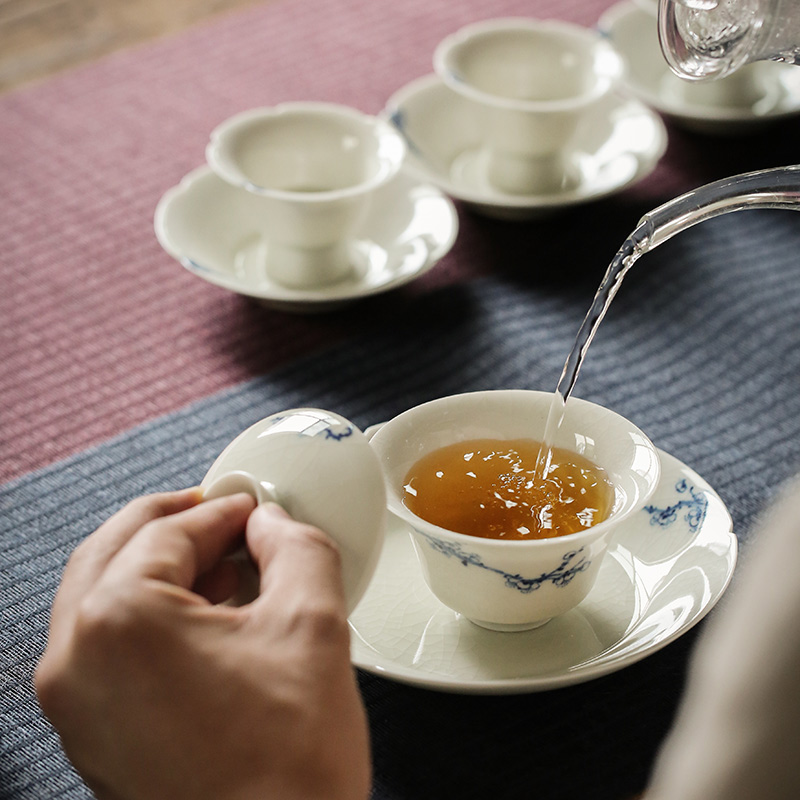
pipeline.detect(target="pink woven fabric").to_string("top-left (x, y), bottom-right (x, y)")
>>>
top-left (0, 0), bottom-right (709, 482)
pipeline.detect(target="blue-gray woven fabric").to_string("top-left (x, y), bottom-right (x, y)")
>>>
top-left (3, 205), bottom-right (800, 800)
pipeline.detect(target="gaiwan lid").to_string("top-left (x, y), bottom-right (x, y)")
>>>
top-left (201, 409), bottom-right (387, 614)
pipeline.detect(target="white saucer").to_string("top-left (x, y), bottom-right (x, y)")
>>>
top-left (349, 448), bottom-right (736, 694)
top-left (154, 166), bottom-right (458, 312)
top-left (382, 74), bottom-right (667, 220)
top-left (599, 2), bottom-right (800, 135)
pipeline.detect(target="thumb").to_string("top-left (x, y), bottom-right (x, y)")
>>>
top-left (245, 503), bottom-right (347, 614)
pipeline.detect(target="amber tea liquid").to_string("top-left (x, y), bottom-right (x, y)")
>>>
top-left (403, 438), bottom-right (615, 540)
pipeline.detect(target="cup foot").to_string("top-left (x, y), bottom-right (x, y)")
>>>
top-left (466, 616), bottom-right (552, 633)
top-left (265, 240), bottom-right (355, 289)
top-left (487, 150), bottom-right (580, 196)
top-left (450, 147), bottom-right (581, 196)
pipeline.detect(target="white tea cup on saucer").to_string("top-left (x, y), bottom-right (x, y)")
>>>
top-left (433, 18), bottom-right (622, 195)
top-left (368, 390), bottom-right (661, 631)
top-left (205, 102), bottom-right (406, 289)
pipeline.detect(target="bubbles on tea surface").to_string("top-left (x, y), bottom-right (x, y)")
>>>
top-left (403, 438), bottom-right (614, 540)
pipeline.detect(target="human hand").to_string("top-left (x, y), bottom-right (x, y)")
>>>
top-left (35, 488), bottom-right (371, 800)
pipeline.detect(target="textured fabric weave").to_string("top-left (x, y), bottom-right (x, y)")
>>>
top-left (3, 0), bottom-right (800, 798)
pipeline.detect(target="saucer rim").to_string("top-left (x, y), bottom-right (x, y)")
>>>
top-left (382, 73), bottom-right (668, 212)
top-left (349, 447), bottom-right (737, 694)
top-left (154, 166), bottom-right (459, 309)
top-left (599, 1), bottom-right (800, 127)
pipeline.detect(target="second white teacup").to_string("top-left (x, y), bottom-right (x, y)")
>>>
top-left (434, 18), bottom-right (622, 194)
top-left (206, 102), bottom-right (406, 289)
top-left (369, 390), bottom-right (661, 631)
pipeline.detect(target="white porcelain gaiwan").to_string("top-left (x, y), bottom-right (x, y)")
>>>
top-left (201, 409), bottom-right (387, 614)
top-left (204, 392), bottom-right (660, 631)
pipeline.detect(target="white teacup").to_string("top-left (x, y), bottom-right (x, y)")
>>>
top-left (433, 18), bottom-right (622, 194)
top-left (206, 102), bottom-right (406, 289)
top-left (369, 390), bottom-right (661, 631)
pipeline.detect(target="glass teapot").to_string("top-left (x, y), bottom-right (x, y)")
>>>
top-left (658, 0), bottom-right (800, 80)
top-left (542, 0), bottom-right (800, 424)
top-left (647, 1), bottom-right (800, 247)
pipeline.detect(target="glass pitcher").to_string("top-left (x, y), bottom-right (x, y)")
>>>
top-left (658, 0), bottom-right (800, 80)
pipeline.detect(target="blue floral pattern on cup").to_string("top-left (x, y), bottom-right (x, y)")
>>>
top-left (319, 425), bottom-right (353, 441)
top-left (387, 109), bottom-right (427, 161)
top-left (644, 479), bottom-right (707, 532)
top-left (267, 412), bottom-right (353, 441)
top-left (418, 531), bottom-right (591, 594)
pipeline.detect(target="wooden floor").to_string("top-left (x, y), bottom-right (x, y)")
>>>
top-left (0, 0), bottom-right (267, 94)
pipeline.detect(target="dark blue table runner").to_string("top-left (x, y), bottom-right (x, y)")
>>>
top-left (4, 206), bottom-right (800, 798)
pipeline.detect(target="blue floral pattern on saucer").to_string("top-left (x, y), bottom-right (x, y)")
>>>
top-left (644, 478), bottom-right (708, 532)
top-left (418, 532), bottom-right (590, 594)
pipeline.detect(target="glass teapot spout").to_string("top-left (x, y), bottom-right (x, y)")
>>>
top-left (639, 164), bottom-right (800, 250)
top-left (547, 163), bottom-right (800, 410)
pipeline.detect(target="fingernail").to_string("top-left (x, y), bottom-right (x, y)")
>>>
top-left (186, 486), bottom-right (205, 503)
top-left (260, 502), bottom-right (290, 519)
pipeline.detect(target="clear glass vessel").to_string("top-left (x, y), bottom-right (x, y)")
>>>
top-left (658, 0), bottom-right (800, 79)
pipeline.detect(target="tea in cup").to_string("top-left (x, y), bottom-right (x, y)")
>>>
top-left (433, 18), bottom-right (622, 194)
top-left (206, 102), bottom-right (406, 289)
top-left (369, 390), bottom-right (660, 631)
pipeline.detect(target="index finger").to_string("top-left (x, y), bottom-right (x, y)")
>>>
top-left (51, 489), bottom-right (204, 627)
top-left (101, 493), bottom-right (257, 594)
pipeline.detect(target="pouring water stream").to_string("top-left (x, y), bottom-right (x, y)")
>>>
top-left (536, 164), bottom-right (800, 479)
